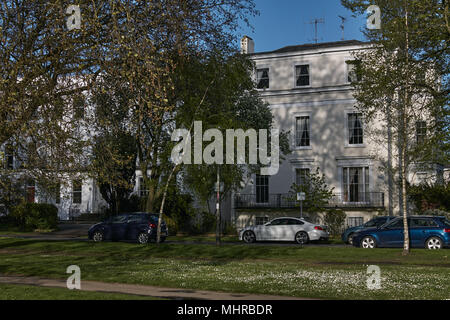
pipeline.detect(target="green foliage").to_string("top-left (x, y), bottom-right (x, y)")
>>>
top-left (408, 182), bottom-right (450, 213)
top-left (287, 167), bottom-right (334, 214)
top-left (421, 209), bottom-right (450, 220)
top-left (163, 215), bottom-right (178, 236)
top-left (152, 182), bottom-right (196, 232)
top-left (190, 211), bottom-right (216, 235)
top-left (323, 209), bottom-right (347, 236)
top-left (10, 202), bottom-right (58, 231)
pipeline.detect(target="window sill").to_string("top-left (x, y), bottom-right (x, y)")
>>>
top-left (293, 85), bottom-right (312, 89)
top-left (294, 146), bottom-right (312, 150)
top-left (345, 144), bottom-right (366, 148)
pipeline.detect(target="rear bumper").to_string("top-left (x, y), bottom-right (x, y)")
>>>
top-left (308, 230), bottom-right (329, 241)
top-left (148, 228), bottom-right (168, 238)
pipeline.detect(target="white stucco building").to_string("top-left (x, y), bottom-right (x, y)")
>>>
top-left (232, 37), bottom-right (444, 228)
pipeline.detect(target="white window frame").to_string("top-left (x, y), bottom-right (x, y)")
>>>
top-left (293, 62), bottom-right (312, 88)
top-left (72, 180), bottom-right (82, 204)
top-left (255, 65), bottom-right (270, 91)
top-left (256, 66), bottom-right (270, 90)
top-left (255, 174), bottom-right (269, 204)
top-left (345, 110), bottom-right (365, 148)
top-left (290, 160), bottom-right (314, 186)
top-left (292, 111), bottom-right (312, 150)
top-left (345, 60), bottom-right (361, 84)
top-left (341, 166), bottom-right (370, 204)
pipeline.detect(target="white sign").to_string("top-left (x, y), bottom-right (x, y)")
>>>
top-left (297, 192), bottom-right (306, 201)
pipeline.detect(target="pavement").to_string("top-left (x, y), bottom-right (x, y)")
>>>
top-left (0, 275), bottom-right (311, 300)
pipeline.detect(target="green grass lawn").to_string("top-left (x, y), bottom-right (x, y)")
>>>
top-left (0, 237), bottom-right (449, 300)
top-left (0, 283), bottom-right (162, 300)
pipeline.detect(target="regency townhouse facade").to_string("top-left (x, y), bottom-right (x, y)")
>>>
top-left (232, 37), bottom-right (445, 229)
top-left (1, 38), bottom-right (444, 225)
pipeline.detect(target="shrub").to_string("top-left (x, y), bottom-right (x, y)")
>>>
top-left (190, 211), bottom-right (216, 235)
top-left (163, 215), bottom-right (178, 236)
top-left (323, 209), bottom-right (347, 236)
top-left (422, 209), bottom-right (450, 220)
top-left (10, 202), bottom-right (58, 231)
top-left (408, 182), bottom-right (450, 213)
top-left (223, 222), bottom-right (237, 235)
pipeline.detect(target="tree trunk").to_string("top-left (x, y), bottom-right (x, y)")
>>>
top-left (216, 166), bottom-right (221, 246)
top-left (402, 0), bottom-right (410, 256)
top-left (156, 165), bottom-right (179, 244)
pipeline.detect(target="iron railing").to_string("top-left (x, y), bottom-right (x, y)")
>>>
top-left (234, 192), bottom-right (385, 209)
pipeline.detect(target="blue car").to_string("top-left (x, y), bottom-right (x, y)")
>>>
top-left (352, 216), bottom-right (450, 249)
top-left (88, 212), bottom-right (168, 244)
top-left (341, 216), bottom-right (395, 244)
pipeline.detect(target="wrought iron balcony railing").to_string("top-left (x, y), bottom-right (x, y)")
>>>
top-left (234, 192), bottom-right (385, 209)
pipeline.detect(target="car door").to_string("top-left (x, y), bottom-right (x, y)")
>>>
top-left (126, 214), bottom-right (143, 240)
top-left (263, 218), bottom-right (284, 240)
top-left (285, 218), bottom-right (304, 240)
top-left (377, 218), bottom-right (405, 247)
top-left (110, 214), bottom-right (128, 240)
top-left (409, 218), bottom-right (439, 248)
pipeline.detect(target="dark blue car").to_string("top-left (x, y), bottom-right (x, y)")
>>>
top-left (341, 216), bottom-right (395, 244)
top-left (88, 212), bottom-right (168, 244)
top-left (352, 216), bottom-right (450, 249)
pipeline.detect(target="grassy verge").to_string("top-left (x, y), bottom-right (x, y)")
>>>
top-left (0, 238), bottom-right (449, 299)
top-left (0, 284), bottom-right (162, 300)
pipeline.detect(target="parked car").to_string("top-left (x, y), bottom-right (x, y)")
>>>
top-left (352, 216), bottom-right (450, 249)
top-left (341, 216), bottom-right (395, 244)
top-left (88, 212), bottom-right (168, 244)
top-left (239, 217), bottom-right (329, 244)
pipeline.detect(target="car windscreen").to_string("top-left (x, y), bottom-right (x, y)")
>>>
top-left (364, 220), bottom-right (377, 227)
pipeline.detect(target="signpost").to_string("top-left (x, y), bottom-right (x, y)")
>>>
top-left (297, 192), bottom-right (306, 218)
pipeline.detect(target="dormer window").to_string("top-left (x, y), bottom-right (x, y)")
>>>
top-left (256, 68), bottom-right (269, 89)
top-left (295, 65), bottom-right (310, 87)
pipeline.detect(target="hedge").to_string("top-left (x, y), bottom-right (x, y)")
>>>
top-left (10, 202), bottom-right (58, 230)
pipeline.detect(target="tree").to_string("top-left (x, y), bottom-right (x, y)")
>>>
top-left (341, 0), bottom-right (449, 255)
top-left (287, 167), bottom-right (334, 219)
top-left (85, 1), bottom-right (258, 244)
top-left (0, 1), bottom-right (111, 206)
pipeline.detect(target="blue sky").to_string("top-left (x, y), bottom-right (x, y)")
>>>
top-left (237, 0), bottom-right (367, 52)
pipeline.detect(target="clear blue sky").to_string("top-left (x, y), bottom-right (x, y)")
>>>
top-left (237, 0), bottom-right (367, 52)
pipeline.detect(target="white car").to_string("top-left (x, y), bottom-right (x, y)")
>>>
top-left (239, 217), bottom-right (329, 244)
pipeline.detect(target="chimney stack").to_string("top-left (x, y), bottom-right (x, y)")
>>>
top-left (240, 36), bottom-right (254, 54)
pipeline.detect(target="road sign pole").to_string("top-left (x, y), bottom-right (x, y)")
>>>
top-left (300, 200), bottom-right (303, 219)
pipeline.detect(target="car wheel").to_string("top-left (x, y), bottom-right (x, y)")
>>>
top-left (295, 231), bottom-right (309, 244)
top-left (426, 237), bottom-right (442, 250)
top-left (347, 233), bottom-right (354, 245)
top-left (361, 236), bottom-right (376, 249)
top-left (242, 231), bottom-right (256, 243)
top-left (92, 231), bottom-right (104, 242)
top-left (137, 232), bottom-right (149, 244)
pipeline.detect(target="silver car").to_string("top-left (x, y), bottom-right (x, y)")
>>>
top-left (239, 217), bottom-right (329, 244)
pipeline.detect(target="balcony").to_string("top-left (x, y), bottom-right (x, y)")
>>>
top-left (234, 192), bottom-right (385, 209)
